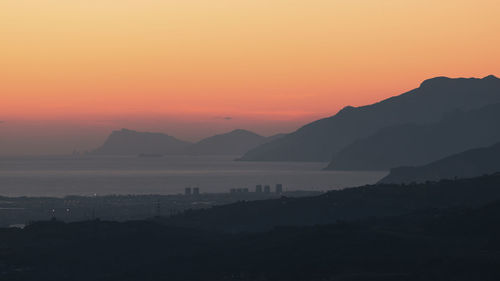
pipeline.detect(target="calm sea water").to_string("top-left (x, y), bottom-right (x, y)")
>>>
top-left (0, 155), bottom-right (387, 197)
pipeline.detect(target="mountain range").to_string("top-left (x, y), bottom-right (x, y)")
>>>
top-left (239, 75), bottom-right (500, 162)
top-left (92, 75), bottom-right (500, 179)
top-left (326, 102), bottom-right (500, 170)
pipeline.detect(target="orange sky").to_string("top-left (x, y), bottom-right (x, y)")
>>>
top-left (1, 0), bottom-right (500, 154)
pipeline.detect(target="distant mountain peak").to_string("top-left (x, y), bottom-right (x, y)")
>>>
top-left (483, 74), bottom-right (500, 81)
top-left (228, 129), bottom-right (258, 135)
top-left (418, 76), bottom-right (454, 88)
top-left (185, 129), bottom-right (266, 155)
top-left (337, 105), bottom-right (356, 115)
top-left (116, 128), bottom-right (145, 134)
top-left (419, 75), bottom-right (500, 89)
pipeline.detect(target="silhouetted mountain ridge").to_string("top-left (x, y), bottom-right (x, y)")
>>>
top-left (6, 197), bottom-right (500, 281)
top-left (326, 102), bottom-right (500, 170)
top-left (240, 75), bottom-right (500, 162)
top-left (162, 173), bottom-right (500, 232)
top-left (4, 174), bottom-right (500, 280)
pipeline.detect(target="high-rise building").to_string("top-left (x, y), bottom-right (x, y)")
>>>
top-left (185, 187), bottom-right (192, 196)
top-left (255, 184), bottom-right (263, 193)
top-left (264, 185), bottom-right (271, 193)
top-left (276, 184), bottom-right (283, 194)
top-left (193, 187), bottom-right (200, 195)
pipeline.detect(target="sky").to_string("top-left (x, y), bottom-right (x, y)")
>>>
top-left (1, 0), bottom-right (499, 155)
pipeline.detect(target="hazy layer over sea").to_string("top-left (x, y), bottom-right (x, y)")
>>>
top-left (0, 155), bottom-right (387, 197)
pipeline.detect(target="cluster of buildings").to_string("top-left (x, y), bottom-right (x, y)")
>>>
top-left (231, 184), bottom-right (283, 194)
top-left (184, 187), bottom-right (200, 196)
top-left (183, 184), bottom-right (284, 196)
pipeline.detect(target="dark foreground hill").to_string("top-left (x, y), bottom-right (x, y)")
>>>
top-left (160, 173), bottom-right (500, 232)
top-left (92, 129), bottom-right (191, 155)
top-left (326, 102), bottom-right (500, 170)
top-left (240, 75), bottom-right (500, 162)
top-left (379, 142), bottom-right (500, 184)
top-left (3, 192), bottom-right (500, 280)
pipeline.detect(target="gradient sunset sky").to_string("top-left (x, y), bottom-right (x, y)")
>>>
top-left (1, 0), bottom-right (499, 155)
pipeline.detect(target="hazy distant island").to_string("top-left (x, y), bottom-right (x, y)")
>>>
top-left (91, 128), bottom-right (285, 156)
top-left (92, 128), bottom-right (191, 155)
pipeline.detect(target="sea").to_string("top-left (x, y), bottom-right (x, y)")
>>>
top-left (0, 155), bottom-right (388, 197)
